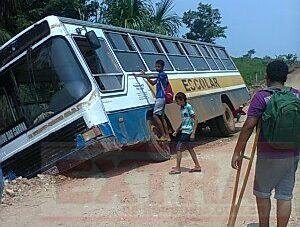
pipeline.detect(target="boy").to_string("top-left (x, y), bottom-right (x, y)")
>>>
top-left (141, 60), bottom-right (169, 141)
top-left (169, 92), bottom-right (201, 174)
top-left (231, 60), bottom-right (299, 227)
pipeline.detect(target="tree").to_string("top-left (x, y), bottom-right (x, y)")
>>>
top-left (263, 55), bottom-right (272, 62)
top-left (0, 28), bottom-right (11, 45)
top-left (0, 0), bottom-right (101, 45)
top-left (285, 53), bottom-right (297, 65)
top-left (0, 0), bottom-right (22, 45)
top-left (242, 49), bottom-right (256, 59)
top-left (99, 0), bottom-right (152, 30)
top-left (276, 53), bottom-right (298, 65)
top-left (149, 0), bottom-right (181, 36)
top-left (182, 2), bottom-right (227, 43)
top-left (98, 0), bottom-right (181, 35)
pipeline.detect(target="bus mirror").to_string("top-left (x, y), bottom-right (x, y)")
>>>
top-left (85, 31), bottom-right (101, 50)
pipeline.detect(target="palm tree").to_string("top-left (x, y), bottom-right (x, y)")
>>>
top-left (150, 0), bottom-right (181, 36)
top-left (101, 0), bottom-right (152, 30)
top-left (0, 0), bottom-right (21, 18)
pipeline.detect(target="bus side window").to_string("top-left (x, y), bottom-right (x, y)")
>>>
top-left (74, 36), bottom-right (123, 91)
top-left (160, 40), bottom-right (193, 71)
top-left (182, 43), bottom-right (210, 71)
top-left (132, 36), bottom-right (173, 71)
top-left (198, 45), bottom-right (219, 70)
top-left (207, 46), bottom-right (226, 70)
top-left (105, 32), bottom-right (146, 72)
top-left (216, 48), bottom-right (237, 70)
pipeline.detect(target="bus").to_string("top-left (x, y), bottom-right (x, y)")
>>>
top-left (0, 16), bottom-right (249, 178)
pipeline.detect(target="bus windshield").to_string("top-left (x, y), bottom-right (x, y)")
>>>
top-left (0, 36), bottom-right (91, 144)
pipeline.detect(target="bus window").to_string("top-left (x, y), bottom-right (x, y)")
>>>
top-left (74, 37), bottom-right (123, 91)
top-left (1, 37), bottom-right (91, 128)
top-left (198, 45), bottom-right (219, 70)
top-left (0, 88), bottom-right (13, 133)
top-left (105, 32), bottom-right (146, 72)
top-left (182, 43), bottom-right (210, 71)
top-left (216, 48), bottom-right (237, 70)
top-left (0, 84), bottom-right (25, 146)
top-left (0, 87), bottom-right (18, 133)
top-left (207, 46), bottom-right (226, 70)
top-left (160, 40), bottom-right (193, 71)
top-left (133, 36), bottom-right (173, 71)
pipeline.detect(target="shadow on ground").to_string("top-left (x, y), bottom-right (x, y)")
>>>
top-left (62, 128), bottom-right (239, 180)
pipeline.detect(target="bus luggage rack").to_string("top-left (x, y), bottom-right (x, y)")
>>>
top-left (2, 118), bottom-right (87, 179)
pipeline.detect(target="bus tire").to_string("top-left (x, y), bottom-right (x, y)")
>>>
top-left (207, 118), bottom-right (222, 137)
top-left (216, 103), bottom-right (236, 136)
top-left (145, 119), bottom-right (170, 162)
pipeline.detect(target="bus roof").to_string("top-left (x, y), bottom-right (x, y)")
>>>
top-left (58, 16), bottom-right (225, 49)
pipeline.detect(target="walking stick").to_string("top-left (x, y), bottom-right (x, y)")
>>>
top-left (227, 125), bottom-right (261, 227)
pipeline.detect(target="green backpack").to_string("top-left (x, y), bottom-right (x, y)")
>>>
top-left (262, 87), bottom-right (300, 150)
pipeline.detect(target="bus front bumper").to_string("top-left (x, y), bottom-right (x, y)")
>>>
top-left (46, 135), bottom-right (121, 174)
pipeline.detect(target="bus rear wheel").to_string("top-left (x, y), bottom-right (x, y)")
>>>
top-left (216, 103), bottom-right (236, 136)
top-left (145, 119), bottom-right (170, 162)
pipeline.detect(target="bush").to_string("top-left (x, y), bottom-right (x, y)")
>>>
top-left (233, 57), bottom-right (267, 86)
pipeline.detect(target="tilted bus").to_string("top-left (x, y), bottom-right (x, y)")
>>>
top-left (0, 16), bottom-right (250, 178)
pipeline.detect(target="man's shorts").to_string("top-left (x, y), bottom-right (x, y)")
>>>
top-left (153, 98), bottom-right (165, 116)
top-left (175, 132), bottom-right (192, 151)
top-left (253, 156), bottom-right (299, 200)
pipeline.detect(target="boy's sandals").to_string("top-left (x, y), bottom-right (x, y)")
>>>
top-left (189, 167), bottom-right (202, 173)
top-left (169, 169), bottom-right (181, 174)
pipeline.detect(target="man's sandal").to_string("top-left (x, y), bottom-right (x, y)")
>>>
top-left (189, 168), bottom-right (202, 173)
top-left (169, 169), bottom-right (181, 174)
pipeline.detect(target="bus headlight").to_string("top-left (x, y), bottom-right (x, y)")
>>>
top-left (82, 126), bottom-right (102, 142)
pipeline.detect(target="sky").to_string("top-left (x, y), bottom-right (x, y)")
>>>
top-left (153, 0), bottom-right (300, 58)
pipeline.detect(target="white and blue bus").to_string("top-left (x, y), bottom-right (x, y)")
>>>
top-left (0, 16), bottom-right (249, 178)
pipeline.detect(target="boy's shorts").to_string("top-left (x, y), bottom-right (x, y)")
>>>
top-left (175, 133), bottom-right (192, 151)
top-left (253, 156), bottom-right (299, 201)
top-left (153, 98), bottom-right (165, 116)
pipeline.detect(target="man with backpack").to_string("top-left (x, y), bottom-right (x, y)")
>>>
top-left (231, 60), bottom-right (300, 227)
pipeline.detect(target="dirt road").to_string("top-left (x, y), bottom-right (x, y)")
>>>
top-left (286, 67), bottom-right (300, 89)
top-left (0, 118), bottom-right (299, 226)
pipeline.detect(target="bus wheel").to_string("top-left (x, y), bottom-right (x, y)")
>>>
top-left (216, 103), bottom-right (236, 136)
top-left (207, 118), bottom-right (222, 137)
top-left (145, 119), bottom-right (171, 162)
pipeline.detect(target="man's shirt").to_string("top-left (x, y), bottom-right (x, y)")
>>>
top-left (247, 87), bottom-right (300, 158)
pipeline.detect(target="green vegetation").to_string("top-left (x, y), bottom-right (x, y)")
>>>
top-left (233, 57), bottom-right (267, 86)
top-left (0, 0), bottom-right (182, 45)
top-left (182, 2), bottom-right (227, 43)
top-left (233, 52), bottom-right (299, 87)
top-left (100, 0), bottom-right (181, 36)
